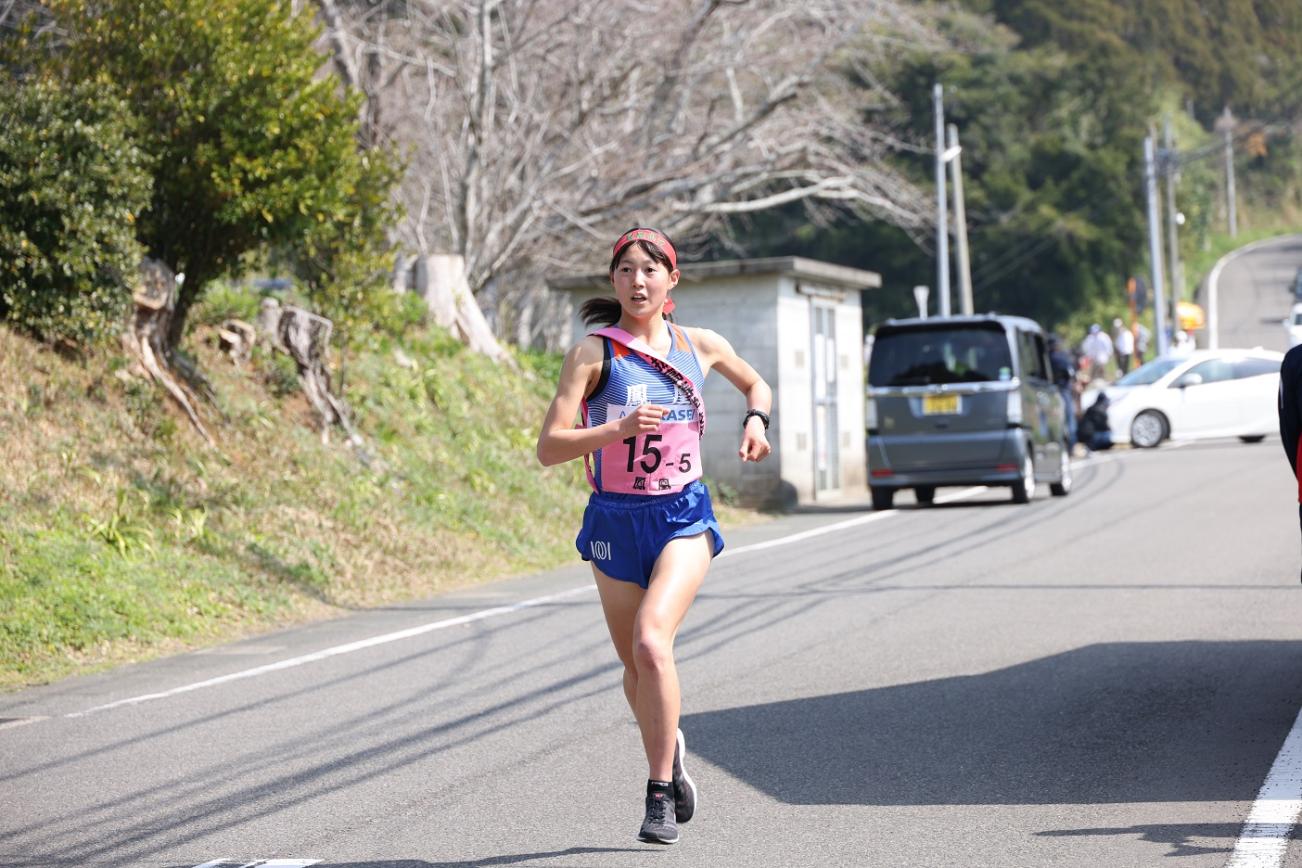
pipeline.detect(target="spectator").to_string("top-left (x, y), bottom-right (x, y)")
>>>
top-left (1172, 329), bottom-right (1195, 355)
top-left (1081, 323), bottom-right (1114, 382)
top-left (1076, 391), bottom-right (1114, 452)
top-left (1113, 318), bottom-right (1135, 374)
top-left (1048, 335), bottom-right (1077, 448)
top-left (1135, 322), bottom-right (1152, 364)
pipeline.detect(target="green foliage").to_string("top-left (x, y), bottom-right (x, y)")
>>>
top-left (733, 3), bottom-right (1300, 335)
top-left (980, 0), bottom-right (1302, 121)
top-left (35, 0), bottom-right (400, 348)
top-left (0, 320), bottom-right (610, 688)
top-left (0, 74), bottom-right (151, 345)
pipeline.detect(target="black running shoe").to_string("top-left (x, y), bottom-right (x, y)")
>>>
top-left (637, 787), bottom-right (679, 845)
top-left (672, 728), bottom-right (697, 823)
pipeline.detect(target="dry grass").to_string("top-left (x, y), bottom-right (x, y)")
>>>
top-left (0, 321), bottom-right (767, 690)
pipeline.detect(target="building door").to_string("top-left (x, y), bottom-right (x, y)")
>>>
top-left (811, 303), bottom-right (840, 496)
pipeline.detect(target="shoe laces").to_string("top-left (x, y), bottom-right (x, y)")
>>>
top-left (646, 793), bottom-right (670, 824)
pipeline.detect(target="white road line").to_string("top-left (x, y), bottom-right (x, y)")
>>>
top-left (1227, 703), bottom-right (1302, 867)
top-left (717, 487), bottom-right (988, 558)
top-left (193, 860), bottom-right (321, 868)
top-left (56, 478), bottom-right (1047, 719)
top-left (66, 586), bottom-right (595, 718)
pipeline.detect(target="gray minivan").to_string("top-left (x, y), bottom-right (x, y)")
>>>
top-left (865, 314), bottom-right (1071, 509)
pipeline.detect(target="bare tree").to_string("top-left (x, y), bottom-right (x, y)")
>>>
top-left (316, 0), bottom-right (942, 348)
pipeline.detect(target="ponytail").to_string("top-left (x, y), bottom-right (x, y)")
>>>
top-left (579, 297), bottom-right (622, 328)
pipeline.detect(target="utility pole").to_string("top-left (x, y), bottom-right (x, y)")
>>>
top-left (933, 83), bottom-right (951, 316)
top-left (1218, 106), bottom-right (1238, 237)
top-left (1144, 136), bottom-right (1169, 357)
top-left (947, 123), bottom-right (974, 315)
top-left (1163, 116), bottom-right (1183, 336)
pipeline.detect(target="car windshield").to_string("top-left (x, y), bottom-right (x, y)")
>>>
top-left (1114, 357), bottom-right (1185, 387)
top-left (868, 324), bottom-right (1013, 387)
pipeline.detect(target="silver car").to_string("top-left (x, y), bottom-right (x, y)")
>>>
top-left (865, 315), bottom-right (1072, 509)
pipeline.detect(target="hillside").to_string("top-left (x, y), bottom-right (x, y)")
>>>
top-left (1, 305), bottom-right (723, 690)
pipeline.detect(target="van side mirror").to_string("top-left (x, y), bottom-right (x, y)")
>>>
top-left (1174, 372), bottom-right (1203, 388)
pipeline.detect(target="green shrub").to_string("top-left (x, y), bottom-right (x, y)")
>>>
top-left (0, 75), bottom-right (151, 346)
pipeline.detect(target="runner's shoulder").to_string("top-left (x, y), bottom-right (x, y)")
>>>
top-left (681, 326), bottom-right (733, 358)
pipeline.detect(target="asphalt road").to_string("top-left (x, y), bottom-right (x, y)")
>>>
top-left (4, 236), bottom-right (1302, 868)
top-left (1205, 233), bottom-right (1302, 352)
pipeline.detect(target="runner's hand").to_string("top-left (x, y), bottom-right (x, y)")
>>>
top-left (739, 422), bottom-right (771, 462)
top-left (618, 404), bottom-right (666, 437)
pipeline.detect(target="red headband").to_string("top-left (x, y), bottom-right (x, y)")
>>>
top-left (612, 228), bottom-right (677, 271)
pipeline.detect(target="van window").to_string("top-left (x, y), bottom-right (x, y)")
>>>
top-left (869, 324), bottom-right (1014, 387)
top-left (1016, 330), bottom-right (1048, 382)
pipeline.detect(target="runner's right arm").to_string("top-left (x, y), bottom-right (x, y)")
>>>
top-left (537, 337), bottom-right (666, 466)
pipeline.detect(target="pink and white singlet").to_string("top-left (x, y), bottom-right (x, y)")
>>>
top-left (581, 325), bottom-right (707, 496)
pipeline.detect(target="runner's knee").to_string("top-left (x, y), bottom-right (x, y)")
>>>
top-left (632, 630), bottom-right (673, 675)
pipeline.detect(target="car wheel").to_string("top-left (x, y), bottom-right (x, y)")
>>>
top-left (1049, 442), bottom-right (1072, 497)
top-left (1240, 435), bottom-right (1266, 444)
top-left (1130, 410), bottom-right (1167, 448)
top-left (871, 486), bottom-right (895, 511)
top-left (1011, 454), bottom-right (1034, 504)
top-left (914, 486), bottom-right (936, 505)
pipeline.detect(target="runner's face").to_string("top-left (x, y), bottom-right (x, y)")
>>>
top-left (611, 245), bottom-right (678, 317)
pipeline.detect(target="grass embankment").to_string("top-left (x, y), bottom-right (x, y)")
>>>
top-left (0, 309), bottom-right (758, 691)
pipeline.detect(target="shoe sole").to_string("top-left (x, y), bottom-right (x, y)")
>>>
top-left (675, 728), bottom-right (697, 824)
top-left (637, 831), bottom-right (679, 845)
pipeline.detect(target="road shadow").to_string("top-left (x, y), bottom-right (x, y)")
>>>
top-left (681, 640), bottom-right (1302, 806)
top-left (158, 849), bottom-right (646, 868)
top-left (1037, 821), bottom-right (1290, 859)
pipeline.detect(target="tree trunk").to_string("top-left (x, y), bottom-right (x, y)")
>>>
top-left (128, 259), bottom-right (215, 446)
top-left (415, 254), bottom-right (513, 365)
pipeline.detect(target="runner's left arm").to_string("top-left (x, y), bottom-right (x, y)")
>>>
top-left (692, 328), bottom-right (773, 463)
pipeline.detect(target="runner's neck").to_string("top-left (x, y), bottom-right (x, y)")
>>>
top-left (616, 317), bottom-right (672, 356)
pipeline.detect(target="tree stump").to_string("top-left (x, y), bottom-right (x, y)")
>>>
top-left (126, 259), bottom-right (214, 446)
top-left (275, 303), bottom-right (365, 450)
top-left (413, 254), bottom-right (513, 365)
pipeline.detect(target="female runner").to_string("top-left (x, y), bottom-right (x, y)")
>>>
top-left (537, 227), bottom-right (772, 844)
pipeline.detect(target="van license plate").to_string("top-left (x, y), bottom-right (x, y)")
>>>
top-left (922, 393), bottom-right (959, 415)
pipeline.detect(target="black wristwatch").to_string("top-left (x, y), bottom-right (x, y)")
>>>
top-left (743, 409), bottom-right (770, 431)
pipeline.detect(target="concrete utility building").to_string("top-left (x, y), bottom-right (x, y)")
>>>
top-left (550, 257), bottom-right (881, 508)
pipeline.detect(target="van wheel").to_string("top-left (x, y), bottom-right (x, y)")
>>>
top-left (1049, 442), bottom-right (1072, 497)
top-left (1011, 454), bottom-right (1034, 504)
top-left (1130, 410), bottom-right (1167, 448)
top-left (871, 486), bottom-right (895, 511)
top-left (914, 486), bottom-right (936, 505)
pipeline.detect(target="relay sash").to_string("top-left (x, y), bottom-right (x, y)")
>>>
top-left (583, 325), bottom-right (706, 495)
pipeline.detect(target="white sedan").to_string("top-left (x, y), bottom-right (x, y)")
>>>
top-left (1287, 303), bottom-right (1302, 348)
top-left (1100, 348), bottom-right (1283, 448)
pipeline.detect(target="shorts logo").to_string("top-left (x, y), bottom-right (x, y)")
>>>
top-left (590, 539), bottom-right (612, 560)
top-left (625, 384), bottom-right (648, 406)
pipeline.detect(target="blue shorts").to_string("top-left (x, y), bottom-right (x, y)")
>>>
top-left (576, 479), bottom-right (725, 588)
